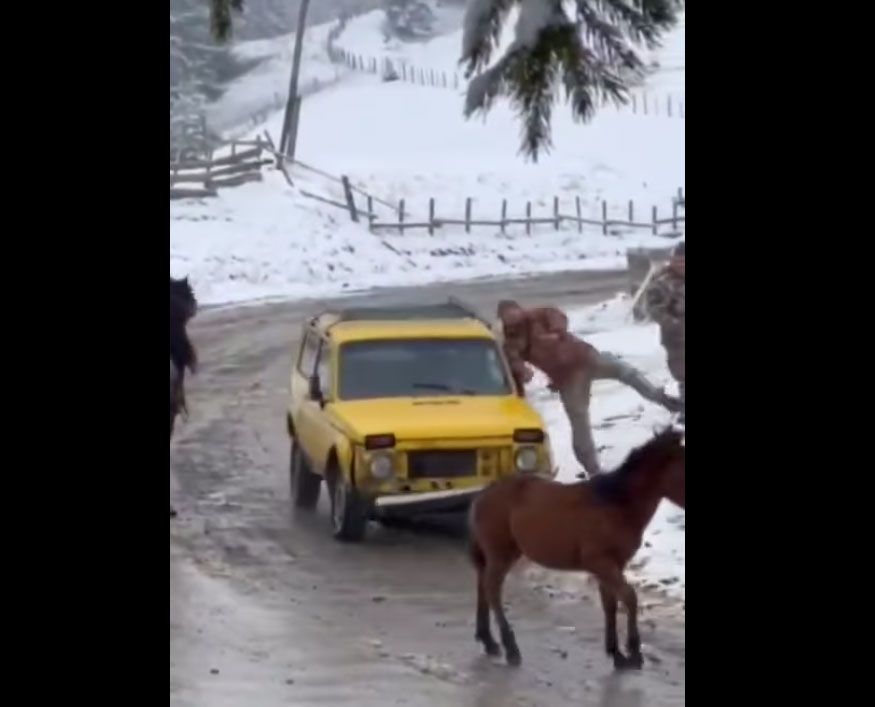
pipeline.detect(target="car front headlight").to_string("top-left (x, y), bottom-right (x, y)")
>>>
top-left (514, 447), bottom-right (539, 473)
top-left (370, 453), bottom-right (395, 480)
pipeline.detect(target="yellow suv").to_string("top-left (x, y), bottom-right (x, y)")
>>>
top-left (286, 300), bottom-right (553, 541)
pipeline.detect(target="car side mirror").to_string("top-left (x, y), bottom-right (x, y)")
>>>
top-left (308, 375), bottom-right (323, 405)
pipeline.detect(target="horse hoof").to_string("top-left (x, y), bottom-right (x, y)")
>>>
top-left (506, 650), bottom-right (522, 667)
top-left (612, 652), bottom-right (643, 671)
top-left (484, 642), bottom-right (501, 658)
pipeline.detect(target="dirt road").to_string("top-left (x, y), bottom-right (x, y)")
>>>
top-left (170, 270), bottom-right (685, 707)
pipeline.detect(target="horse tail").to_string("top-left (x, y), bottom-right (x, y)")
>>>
top-left (467, 494), bottom-right (486, 570)
top-left (468, 537), bottom-right (486, 570)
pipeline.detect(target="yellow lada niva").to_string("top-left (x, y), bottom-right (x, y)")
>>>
top-left (286, 301), bottom-right (554, 541)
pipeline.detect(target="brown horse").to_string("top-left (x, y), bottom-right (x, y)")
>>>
top-left (468, 427), bottom-right (685, 670)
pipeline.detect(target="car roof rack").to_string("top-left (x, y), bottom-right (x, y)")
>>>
top-left (316, 298), bottom-right (491, 328)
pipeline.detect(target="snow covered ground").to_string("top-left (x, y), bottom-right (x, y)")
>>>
top-left (525, 296), bottom-right (685, 601)
top-left (171, 9), bottom-right (685, 306)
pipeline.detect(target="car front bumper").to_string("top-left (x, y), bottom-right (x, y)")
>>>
top-left (373, 486), bottom-right (483, 517)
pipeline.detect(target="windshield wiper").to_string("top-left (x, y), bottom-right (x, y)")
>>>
top-left (411, 382), bottom-right (477, 395)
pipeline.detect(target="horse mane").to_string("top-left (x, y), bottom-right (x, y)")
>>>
top-left (588, 427), bottom-right (683, 503)
top-left (170, 277), bottom-right (197, 374)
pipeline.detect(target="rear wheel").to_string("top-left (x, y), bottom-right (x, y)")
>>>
top-left (289, 440), bottom-right (321, 509)
top-left (328, 468), bottom-right (369, 542)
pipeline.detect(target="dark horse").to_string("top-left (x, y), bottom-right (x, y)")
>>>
top-left (468, 428), bottom-right (685, 671)
top-left (170, 276), bottom-right (198, 517)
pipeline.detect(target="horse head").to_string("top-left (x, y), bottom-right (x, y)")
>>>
top-left (646, 426), bottom-right (685, 508)
top-left (171, 275), bottom-right (197, 321)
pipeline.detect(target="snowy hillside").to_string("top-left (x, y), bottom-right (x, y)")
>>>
top-left (171, 9), bottom-right (685, 306)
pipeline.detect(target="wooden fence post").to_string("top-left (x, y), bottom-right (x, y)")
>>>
top-left (399, 199), bottom-right (406, 234)
top-left (526, 202), bottom-right (532, 235)
top-left (632, 94), bottom-right (637, 113)
top-left (672, 200), bottom-right (678, 230)
top-left (428, 197), bottom-right (435, 235)
top-left (465, 198), bottom-right (472, 233)
top-left (628, 200), bottom-right (634, 223)
top-left (667, 96), bottom-right (673, 117)
top-left (367, 195), bottom-right (374, 229)
top-left (643, 93), bottom-right (648, 115)
top-left (575, 196), bottom-right (582, 233)
top-left (501, 199), bottom-right (507, 234)
top-left (602, 201), bottom-right (608, 235)
top-left (341, 175), bottom-right (359, 223)
top-left (652, 206), bottom-right (658, 235)
top-left (553, 196), bottom-right (560, 230)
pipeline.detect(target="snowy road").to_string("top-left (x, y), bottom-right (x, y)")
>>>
top-left (170, 269), bottom-right (685, 707)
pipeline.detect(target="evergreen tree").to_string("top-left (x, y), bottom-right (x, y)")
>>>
top-left (384, 0), bottom-right (436, 40)
top-left (208, 0), bottom-right (244, 42)
top-left (460, 0), bottom-right (682, 160)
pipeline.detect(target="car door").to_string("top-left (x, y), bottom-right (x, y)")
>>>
top-left (306, 338), bottom-right (337, 473)
top-left (292, 328), bottom-right (322, 467)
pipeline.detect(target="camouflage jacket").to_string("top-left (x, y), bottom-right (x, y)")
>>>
top-left (645, 268), bottom-right (685, 345)
top-left (498, 305), bottom-right (595, 392)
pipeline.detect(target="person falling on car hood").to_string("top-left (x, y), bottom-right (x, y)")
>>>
top-left (496, 300), bottom-right (682, 479)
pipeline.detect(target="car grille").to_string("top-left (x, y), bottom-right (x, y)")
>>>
top-left (407, 450), bottom-right (477, 479)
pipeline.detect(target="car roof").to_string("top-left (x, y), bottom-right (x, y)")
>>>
top-left (325, 318), bottom-right (495, 343)
top-left (309, 300), bottom-right (496, 344)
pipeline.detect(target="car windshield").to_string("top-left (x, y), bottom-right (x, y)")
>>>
top-left (338, 338), bottom-right (512, 400)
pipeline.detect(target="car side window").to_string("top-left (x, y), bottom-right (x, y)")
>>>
top-left (297, 331), bottom-right (319, 376)
top-left (316, 340), bottom-right (332, 398)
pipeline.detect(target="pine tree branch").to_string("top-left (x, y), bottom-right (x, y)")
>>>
top-left (460, 0), bottom-right (515, 77)
top-left (460, 0), bottom-right (680, 160)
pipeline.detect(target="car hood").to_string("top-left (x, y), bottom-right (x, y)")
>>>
top-left (330, 396), bottom-right (544, 441)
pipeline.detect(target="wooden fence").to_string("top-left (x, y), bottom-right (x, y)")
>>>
top-left (169, 138), bottom-right (272, 200)
top-left (294, 169), bottom-right (686, 238)
top-left (363, 190), bottom-right (686, 237)
top-left (328, 47), bottom-right (685, 118)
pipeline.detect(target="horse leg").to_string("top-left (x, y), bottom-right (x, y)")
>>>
top-left (597, 566), bottom-right (643, 670)
top-left (476, 569), bottom-right (501, 656)
top-left (597, 582), bottom-right (622, 664)
top-left (617, 576), bottom-right (643, 669)
top-left (470, 541), bottom-right (500, 656)
top-left (484, 556), bottom-right (521, 666)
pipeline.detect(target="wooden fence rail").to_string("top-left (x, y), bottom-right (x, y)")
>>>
top-left (302, 179), bottom-right (685, 238)
top-left (169, 138), bottom-right (269, 200)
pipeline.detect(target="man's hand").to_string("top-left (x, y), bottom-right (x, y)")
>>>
top-left (660, 391), bottom-right (684, 413)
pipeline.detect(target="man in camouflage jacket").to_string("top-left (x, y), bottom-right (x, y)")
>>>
top-left (644, 241), bottom-right (685, 422)
top-left (496, 300), bottom-right (682, 478)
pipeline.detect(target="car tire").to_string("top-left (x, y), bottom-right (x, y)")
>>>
top-left (290, 440), bottom-right (321, 509)
top-left (328, 469), bottom-right (369, 542)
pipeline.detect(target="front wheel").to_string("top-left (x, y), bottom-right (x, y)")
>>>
top-left (290, 441), bottom-right (321, 509)
top-left (329, 472), bottom-right (369, 542)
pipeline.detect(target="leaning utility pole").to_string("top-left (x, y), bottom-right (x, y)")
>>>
top-left (279, 0), bottom-right (311, 163)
